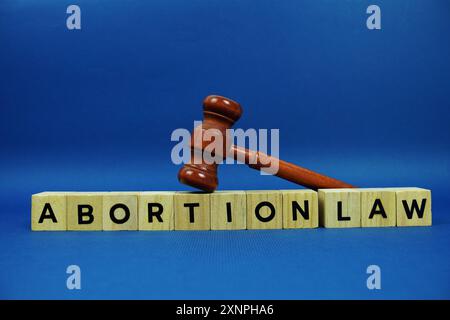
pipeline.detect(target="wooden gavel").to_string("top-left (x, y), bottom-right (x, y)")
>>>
top-left (178, 95), bottom-right (355, 192)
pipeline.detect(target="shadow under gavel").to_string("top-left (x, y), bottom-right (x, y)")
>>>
top-left (178, 95), bottom-right (355, 192)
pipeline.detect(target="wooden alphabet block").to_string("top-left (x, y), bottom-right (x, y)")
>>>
top-left (31, 187), bottom-right (433, 231)
top-left (31, 192), bottom-right (67, 231)
top-left (318, 189), bottom-right (361, 228)
top-left (246, 190), bottom-right (282, 229)
top-left (138, 192), bottom-right (174, 231)
top-left (174, 192), bottom-right (211, 230)
top-left (67, 192), bottom-right (103, 231)
top-left (360, 188), bottom-right (396, 227)
top-left (102, 192), bottom-right (138, 231)
top-left (210, 191), bottom-right (246, 230)
top-left (395, 188), bottom-right (432, 227)
top-left (281, 190), bottom-right (318, 229)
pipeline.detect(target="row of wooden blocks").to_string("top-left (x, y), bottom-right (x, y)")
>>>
top-left (31, 188), bottom-right (431, 231)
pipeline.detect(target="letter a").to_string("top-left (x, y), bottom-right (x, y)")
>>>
top-left (66, 265), bottom-right (81, 290)
top-left (366, 265), bottom-right (381, 290)
top-left (366, 5), bottom-right (381, 30)
top-left (66, 5), bottom-right (81, 30)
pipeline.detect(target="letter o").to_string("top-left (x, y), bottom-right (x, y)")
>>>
top-left (109, 203), bottom-right (130, 224)
top-left (255, 201), bottom-right (276, 222)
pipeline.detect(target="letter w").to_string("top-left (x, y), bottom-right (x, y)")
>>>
top-left (402, 199), bottom-right (426, 219)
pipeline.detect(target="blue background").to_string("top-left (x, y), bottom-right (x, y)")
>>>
top-left (1, 0), bottom-right (449, 299)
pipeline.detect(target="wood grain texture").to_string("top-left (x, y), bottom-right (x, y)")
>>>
top-left (281, 190), bottom-right (318, 229)
top-left (395, 188), bottom-right (432, 227)
top-left (210, 191), bottom-right (246, 230)
top-left (31, 192), bottom-right (67, 231)
top-left (31, 188), bottom-right (432, 231)
top-left (246, 190), bottom-right (282, 229)
top-left (232, 146), bottom-right (355, 190)
top-left (360, 188), bottom-right (396, 227)
top-left (102, 192), bottom-right (138, 231)
top-left (67, 192), bottom-right (103, 231)
top-left (177, 95), bottom-right (242, 192)
top-left (174, 192), bottom-right (211, 230)
top-left (138, 192), bottom-right (174, 231)
top-left (318, 189), bottom-right (361, 228)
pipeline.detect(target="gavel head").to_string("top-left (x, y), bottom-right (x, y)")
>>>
top-left (177, 95), bottom-right (242, 192)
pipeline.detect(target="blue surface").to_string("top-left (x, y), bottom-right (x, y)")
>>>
top-left (1, 0), bottom-right (450, 299)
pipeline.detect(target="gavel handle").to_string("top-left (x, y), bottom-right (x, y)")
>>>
top-left (230, 145), bottom-right (355, 190)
